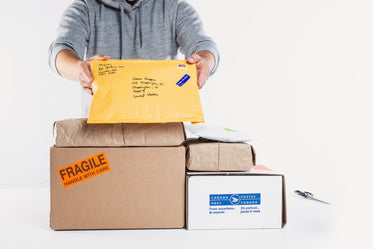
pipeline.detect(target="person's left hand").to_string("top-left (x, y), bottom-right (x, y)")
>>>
top-left (187, 51), bottom-right (214, 89)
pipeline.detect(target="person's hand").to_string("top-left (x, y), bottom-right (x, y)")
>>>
top-left (187, 51), bottom-right (214, 89)
top-left (78, 54), bottom-right (110, 95)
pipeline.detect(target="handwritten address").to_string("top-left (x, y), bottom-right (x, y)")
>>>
top-left (97, 63), bottom-right (165, 99)
top-left (132, 77), bottom-right (164, 98)
top-left (98, 64), bottom-right (125, 76)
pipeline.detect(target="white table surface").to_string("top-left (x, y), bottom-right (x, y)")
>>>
top-left (0, 187), bottom-right (355, 249)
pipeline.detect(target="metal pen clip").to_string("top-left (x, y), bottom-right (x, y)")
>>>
top-left (294, 190), bottom-right (330, 205)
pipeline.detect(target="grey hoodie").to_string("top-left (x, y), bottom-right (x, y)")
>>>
top-left (49, 0), bottom-right (220, 117)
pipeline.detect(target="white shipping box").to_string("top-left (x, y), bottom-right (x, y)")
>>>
top-left (186, 171), bottom-right (287, 229)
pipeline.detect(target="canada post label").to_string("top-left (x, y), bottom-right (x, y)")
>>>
top-left (210, 194), bottom-right (261, 206)
top-left (209, 193), bottom-right (261, 215)
top-left (57, 152), bottom-right (111, 188)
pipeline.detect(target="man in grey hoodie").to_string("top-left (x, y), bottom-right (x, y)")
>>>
top-left (49, 0), bottom-right (220, 117)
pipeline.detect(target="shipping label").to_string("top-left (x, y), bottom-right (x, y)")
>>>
top-left (209, 193), bottom-right (261, 215)
top-left (57, 152), bottom-right (111, 188)
top-left (176, 74), bottom-right (190, 87)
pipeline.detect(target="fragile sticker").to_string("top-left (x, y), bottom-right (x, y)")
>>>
top-left (57, 152), bottom-right (111, 188)
top-left (176, 74), bottom-right (190, 87)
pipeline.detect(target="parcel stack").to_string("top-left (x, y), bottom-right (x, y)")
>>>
top-left (50, 59), bottom-right (286, 230)
top-left (50, 120), bottom-right (287, 230)
top-left (50, 119), bottom-right (186, 230)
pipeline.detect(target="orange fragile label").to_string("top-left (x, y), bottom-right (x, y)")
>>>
top-left (57, 152), bottom-right (111, 188)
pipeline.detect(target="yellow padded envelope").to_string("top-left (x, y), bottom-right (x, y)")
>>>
top-left (88, 60), bottom-right (204, 123)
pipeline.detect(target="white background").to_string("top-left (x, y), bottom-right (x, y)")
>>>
top-left (0, 0), bottom-right (372, 248)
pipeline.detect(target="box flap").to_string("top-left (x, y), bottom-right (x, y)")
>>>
top-left (122, 123), bottom-right (185, 147)
top-left (53, 119), bottom-right (186, 147)
top-left (186, 171), bottom-right (284, 177)
top-left (282, 175), bottom-right (287, 228)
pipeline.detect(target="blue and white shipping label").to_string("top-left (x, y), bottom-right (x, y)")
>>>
top-left (210, 194), bottom-right (261, 206)
top-left (209, 193), bottom-right (261, 215)
top-left (176, 74), bottom-right (190, 87)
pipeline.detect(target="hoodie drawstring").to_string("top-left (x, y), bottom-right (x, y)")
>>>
top-left (119, 2), bottom-right (143, 58)
top-left (119, 4), bottom-right (125, 59)
top-left (138, 3), bottom-right (143, 48)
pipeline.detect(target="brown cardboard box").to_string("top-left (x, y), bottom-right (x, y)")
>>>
top-left (53, 119), bottom-right (186, 147)
top-left (185, 139), bottom-right (256, 171)
top-left (50, 146), bottom-right (185, 230)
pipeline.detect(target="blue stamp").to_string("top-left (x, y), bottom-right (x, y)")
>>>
top-left (209, 193), bottom-right (261, 206)
top-left (176, 74), bottom-right (190, 87)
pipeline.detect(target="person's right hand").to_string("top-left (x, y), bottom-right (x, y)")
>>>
top-left (78, 54), bottom-right (110, 95)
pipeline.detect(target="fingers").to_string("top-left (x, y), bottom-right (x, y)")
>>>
top-left (80, 77), bottom-right (93, 95)
top-left (188, 54), bottom-right (210, 89)
top-left (197, 67), bottom-right (209, 89)
top-left (187, 54), bottom-right (201, 64)
top-left (79, 70), bottom-right (92, 87)
top-left (88, 54), bottom-right (110, 61)
top-left (82, 86), bottom-right (93, 95)
top-left (77, 53), bottom-right (110, 94)
top-left (79, 77), bottom-right (91, 88)
top-left (79, 61), bottom-right (92, 83)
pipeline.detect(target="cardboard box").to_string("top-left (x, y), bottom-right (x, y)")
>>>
top-left (53, 119), bottom-right (186, 147)
top-left (186, 171), bottom-right (287, 229)
top-left (50, 146), bottom-right (185, 230)
top-left (185, 139), bottom-right (255, 171)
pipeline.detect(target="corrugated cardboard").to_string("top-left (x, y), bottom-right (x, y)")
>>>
top-left (50, 146), bottom-right (185, 230)
top-left (53, 119), bottom-right (186, 147)
top-left (185, 139), bottom-right (256, 171)
top-left (186, 171), bottom-right (287, 230)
